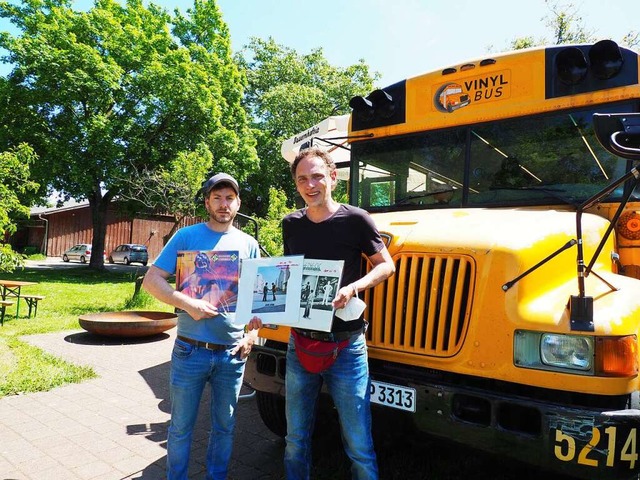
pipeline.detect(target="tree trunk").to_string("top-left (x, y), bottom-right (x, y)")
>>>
top-left (88, 190), bottom-right (112, 269)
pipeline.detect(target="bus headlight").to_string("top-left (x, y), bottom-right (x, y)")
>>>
top-left (515, 331), bottom-right (638, 377)
top-left (514, 331), bottom-right (594, 374)
top-left (540, 334), bottom-right (593, 371)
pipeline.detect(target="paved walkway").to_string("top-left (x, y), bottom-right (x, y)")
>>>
top-left (0, 328), bottom-right (285, 480)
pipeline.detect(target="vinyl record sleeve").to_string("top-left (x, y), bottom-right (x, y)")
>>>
top-left (298, 258), bottom-right (344, 332)
top-left (175, 250), bottom-right (240, 315)
top-left (235, 255), bottom-right (304, 326)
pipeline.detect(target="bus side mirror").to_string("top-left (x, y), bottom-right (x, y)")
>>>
top-left (593, 113), bottom-right (640, 160)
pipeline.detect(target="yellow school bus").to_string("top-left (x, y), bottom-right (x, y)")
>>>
top-left (246, 40), bottom-right (640, 479)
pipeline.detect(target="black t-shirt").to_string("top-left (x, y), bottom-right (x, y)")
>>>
top-left (282, 204), bottom-right (384, 333)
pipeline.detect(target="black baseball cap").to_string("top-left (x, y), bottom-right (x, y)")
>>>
top-left (203, 173), bottom-right (240, 196)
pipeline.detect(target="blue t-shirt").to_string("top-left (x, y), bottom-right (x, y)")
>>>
top-left (154, 223), bottom-right (260, 345)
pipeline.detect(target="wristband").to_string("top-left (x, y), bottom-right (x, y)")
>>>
top-left (352, 283), bottom-right (358, 297)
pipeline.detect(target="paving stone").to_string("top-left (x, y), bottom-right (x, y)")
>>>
top-left (0, 329), bottom-right (285, 479)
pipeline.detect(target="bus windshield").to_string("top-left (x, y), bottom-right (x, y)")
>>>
top-left (353, 102), bottom-right (639, 210)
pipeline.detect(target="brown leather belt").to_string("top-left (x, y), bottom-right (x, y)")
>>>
top-left (177, 335), bottom-right (228, 351)
top-left (292, 327), bottom-right (364, 343)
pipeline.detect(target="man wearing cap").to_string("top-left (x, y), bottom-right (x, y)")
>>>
top-left (143, 173), bottom-right (260, 480)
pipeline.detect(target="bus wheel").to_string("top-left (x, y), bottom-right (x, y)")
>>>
top-left (256, 391), bottom-right (287, 437)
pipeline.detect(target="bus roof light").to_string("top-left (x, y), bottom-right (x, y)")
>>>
top-left (368, 89), bottom-right (395, 119)
top-left (349, 96), bottom-right (375, 121)
top-left (589, 40), bottom-right (624, 80)
top-left (556, 47), bottom-right (588, 85)
top-left (350, 81), bottom-right (406, 131)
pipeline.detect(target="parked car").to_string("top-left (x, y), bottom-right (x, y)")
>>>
top-left (61, 244), bottom-right (104, 263)
top-left (108, 244), bottom-right (149, 266)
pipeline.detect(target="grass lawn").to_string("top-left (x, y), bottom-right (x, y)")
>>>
top-left (0, 264), bottom-right (171, 397)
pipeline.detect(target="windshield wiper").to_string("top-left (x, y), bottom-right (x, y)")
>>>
top-left (396, 189), bottom-right (455, 205)
top-left (488, 186), bottom-right (577, 206)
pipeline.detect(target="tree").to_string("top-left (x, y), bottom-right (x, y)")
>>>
top-left (0, 0), bottom-right (258, 267)
top-left (507, 0), bottom-right (638, 50)
top-left (253, 187), bottom-right (294, 257)
top-left (237, 38), bottom-right (378, 216)
top-left (117, 143), bottom-right (213, 243)
top-left (0, 143), bottom-right (38, 272)
top-left (543, 0), bottom-right (595, 45)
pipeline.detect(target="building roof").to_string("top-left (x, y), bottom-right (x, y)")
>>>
top-left (30, 201), bottom-right (90, 216)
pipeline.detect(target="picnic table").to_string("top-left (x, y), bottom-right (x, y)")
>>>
top-left (0, 279), bottom-right (39, 320)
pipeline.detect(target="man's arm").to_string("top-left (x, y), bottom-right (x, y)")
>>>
top-left (142, 265), bottom-right (219, 321)
top-left (333, 247), bottom-right (396, 309)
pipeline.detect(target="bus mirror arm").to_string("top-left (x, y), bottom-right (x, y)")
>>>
top-left (567, 165), bottom-right (640, 331)
top-left (501, 239), bottom-right (577, 292)
top-left (502, 163), bottom-right (640, 332)
top-left (583, 169), bottom-right (640, 277)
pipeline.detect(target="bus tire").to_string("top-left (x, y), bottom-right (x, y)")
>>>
top-left (256, 391), bottom-right (287, 438)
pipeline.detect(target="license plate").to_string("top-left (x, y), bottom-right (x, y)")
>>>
top-left (369, 380), bottom-right (416, 412)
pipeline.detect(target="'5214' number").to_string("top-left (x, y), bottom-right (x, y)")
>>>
top-left (554, 427), bottom-right (637, 469)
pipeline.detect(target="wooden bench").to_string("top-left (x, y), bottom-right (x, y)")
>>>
top-left (1, 300), bottom-right (15, 326)
top-left (22, 295), bottom-right (45, 318)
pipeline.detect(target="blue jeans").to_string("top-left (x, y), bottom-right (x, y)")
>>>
top-left (167, 338), bottom-right (245, 480)
top-left (284, 332), bottom-right (378, 480)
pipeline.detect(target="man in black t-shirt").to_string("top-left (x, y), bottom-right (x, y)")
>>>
top-left (282, 147), bottom-right (395, 480)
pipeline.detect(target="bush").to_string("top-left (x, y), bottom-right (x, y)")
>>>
top-left (0, 243), bottom-right (25, 273)
top-left (21, 246), bottom-right (39, 255)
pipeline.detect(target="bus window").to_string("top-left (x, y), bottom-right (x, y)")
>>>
top-left (354, 128), bottom-right (466, 209)
top-left (467, 104), bottom-right (636, 206)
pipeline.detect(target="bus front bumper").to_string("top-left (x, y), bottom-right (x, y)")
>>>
top-left (246, 343), bottom-right (640, 480)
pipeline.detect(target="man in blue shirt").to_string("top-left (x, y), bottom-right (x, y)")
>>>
top-left (143, 173), bottom-right (260, 480)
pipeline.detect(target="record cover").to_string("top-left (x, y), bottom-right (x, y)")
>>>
top-left (298, 258), bottom-right (344, 332)
top-left (235, 255), bottom-right (304, 326)
top-left (176, 250), bottom-right (240, 314)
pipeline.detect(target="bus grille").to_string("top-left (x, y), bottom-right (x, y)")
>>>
top-left (363, 253), bottom-right (475, 357)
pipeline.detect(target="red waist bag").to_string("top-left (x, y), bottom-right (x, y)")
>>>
top-left (291, 329), bottom-right (349, 374)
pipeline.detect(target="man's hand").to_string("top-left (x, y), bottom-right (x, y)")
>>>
top-left (333, 283), bottom-right (358, 309)
top-left (143, 265), bottom-right (219, 321)
top-left (231, 330), bottom-right (257, 360)
top-left (247, 316), bottom-right (264, 331)
top-left (183, 297), bottom-right (218, 321)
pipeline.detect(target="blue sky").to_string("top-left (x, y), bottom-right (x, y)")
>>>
top-left (1, 0), bottom-right (639, 86)
top-left (215, 0), bottom-right (640, 87)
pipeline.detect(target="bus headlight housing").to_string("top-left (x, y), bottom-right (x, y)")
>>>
top-left (515, 331), bottom-right (594, 374)
top-left (514, 331), bottom-right (638, 376)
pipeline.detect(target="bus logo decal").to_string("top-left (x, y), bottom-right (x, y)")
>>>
top-left (434, 82), bottom-right (471, 113)
top-left (434, 70), bottom-right (511, 113)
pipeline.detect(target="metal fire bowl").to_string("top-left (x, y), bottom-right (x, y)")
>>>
top-left (79, 311), bottom-right (178, 337)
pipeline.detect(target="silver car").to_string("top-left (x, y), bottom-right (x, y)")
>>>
top-left (108, 244), bottom-right (149, 266)
top-left (62, 244), bottom-right (98, 263)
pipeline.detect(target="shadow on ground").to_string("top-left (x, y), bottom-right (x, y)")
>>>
top-left (64, 331), bottom-right (172, 346)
